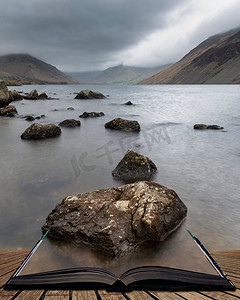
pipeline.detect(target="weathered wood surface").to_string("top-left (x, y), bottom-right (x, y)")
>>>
top-left (0, 250), bottom-right (239, 299)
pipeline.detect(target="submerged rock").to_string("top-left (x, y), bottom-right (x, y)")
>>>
top-left (112, 150), bottom-right (157, 182)
top-left (105, 118), bottom-right (140, 132)
top-left (0, 105), bottom-right (18, 117)
top-left (59, 119), bottom-right (81, 127)
top-left (0, 80), bottom-right (11, 108)
top-left (194, 124), bottom-right (224, 130)
top-left (42, 181), bottom-right (187, 257)
top-left (79, 112), bottom-right (104, 118)
top-left (75, 89), bottom-right (106, 99)
top-left (21, 123), bottom-right (61, 139)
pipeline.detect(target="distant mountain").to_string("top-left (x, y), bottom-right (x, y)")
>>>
top-left (68, 64), bottom-right (171, 84)
top-left (0, 54), bottom-right (78, 84)
top-left (66, 71), bottom-right (101, 84)
top-left (140, 28), bottom-right (240, 84)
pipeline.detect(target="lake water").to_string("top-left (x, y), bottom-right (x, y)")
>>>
top-left (0, 84), bottom-right (239, 272)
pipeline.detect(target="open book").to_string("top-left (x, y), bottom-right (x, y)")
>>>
top-left (5, 230), bottom-right (235, 291)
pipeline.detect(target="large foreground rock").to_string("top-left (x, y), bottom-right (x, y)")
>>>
top-left (0, 105), bottom-right (18, 117)
top-left (105, 118), bottom-right (140, 132)
top-left (21, 123), bottom-right (61, 139)
top-left (75, 89), bottom-right (106, 99)
top-left (112, 150), bottom-right (157, 182)
top-left (0, 80), bottom-right (11, 107)
top-left (42, 181), bottom-right (187, 257)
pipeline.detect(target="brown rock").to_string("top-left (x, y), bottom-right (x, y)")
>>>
top-left (79, 112), bottom-right (104, 118)
top-left (21, 123), bottom-right (61, 139)
top-left (0, 80), bottom-right (11, 108)
top-left (112, 150), bottom-right (157, 182)
top-left (8, 90), bottom-right (23, 101)
top-left (59, 119), bottom-right (81, 127)
top-left (75, 89), bottom-right (106, 99)
top-left (0, 105), bottom-right (18, 117)
top-left (194, 124), bottom-right (224, 130)
top-left (42, 181), bottom-right (187, 257)
top-left (24, 89), bottom-right (38, 100)
top-left (105, 118), bottom-right (140, 132)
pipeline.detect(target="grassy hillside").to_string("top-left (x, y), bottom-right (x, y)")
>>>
top-left (140, 28), bottom-right (240, 84)
top-left (0, 54), bottom-right (78, 84)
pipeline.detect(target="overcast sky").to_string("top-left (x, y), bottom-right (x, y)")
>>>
top-left (0, 0), bottom-right (240, 72)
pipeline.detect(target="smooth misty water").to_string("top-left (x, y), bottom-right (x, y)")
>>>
top-left (0, 84), bottom-right (239, 271)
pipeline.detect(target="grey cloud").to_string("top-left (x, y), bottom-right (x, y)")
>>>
top-left (0, 0), bottom-right (188, 71)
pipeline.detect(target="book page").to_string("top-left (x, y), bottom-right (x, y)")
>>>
top-left (20, 226), bottom-right (217, 278)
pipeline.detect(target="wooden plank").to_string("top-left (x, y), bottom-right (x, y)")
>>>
top-left (0, 287), bottom-right (20, 299)
top-left (44, 290), bottom-right (70, 299)
top-left (150, 291), bottom-right (183, 299)
top-left (0, 272), bottom-right (17, 287)
top-left (227, 275), bottom-right (240, 289)
top-left (98, 290), bottom-right (126, 299)
top-left (200, 291), bottom-right (240, 299)
top-left (125, 290), bottom-right (155, 299)
top-left (225, 289), bottom-right (240, 298)
top-left (176, 291), bottom-right (216, 299)
top-left (0, 254), bottom-right (28, 265)
top-left (14, 290), bottom-right (44, 299)
top-left (0, 261), bottom-right (27, 277)
top-left (72, 290), bottom-right (97, 300)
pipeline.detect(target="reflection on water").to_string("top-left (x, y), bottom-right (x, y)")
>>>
top-left (0, 84), bottom-right (240, 272)
top-left (21, 228), bottom-right (217, 277)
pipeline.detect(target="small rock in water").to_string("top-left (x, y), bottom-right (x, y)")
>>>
top-left (24, 90), bottom-right (49, 100)
top-left (38, 92), bottom-right (48, 100)
top-left (112, 149), bottom-right (157, 182)
top-left (105, 117), bottom-right (140, 132)
top-left (42, 181), bottom-right (187, 257)
top-left (79, 112), bottom-right (104, 118)
top-left (24, 89), bottom-right (39, 100)
top-left (8, 90), bottom-right (23, 101)
top-left (59, 119), bottom-right (81, 127)
top-left (25, 116), bottom-right (35, 121)
top-left (67, 107), bottom-right (75, 110)
top-left (194, 124), bottom-right (224, 130)
top-left (75, 89), bottom-right (106, 99)
top-left (21, 123), bottom-right (61, 140)
top-left (124, 101), bottom-right (133, 105)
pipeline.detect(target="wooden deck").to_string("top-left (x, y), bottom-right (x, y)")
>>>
top-left (0, 250), bottom-right (240, 299)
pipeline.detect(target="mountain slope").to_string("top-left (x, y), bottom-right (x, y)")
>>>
top-left (140, 28), bottom-right (240, 84)
top-left (92, 64), bottom-right (171, 84)
top-left (0, 54), bottom-right (78, 84)
top-left (68, 64), bottom-right (171, 84)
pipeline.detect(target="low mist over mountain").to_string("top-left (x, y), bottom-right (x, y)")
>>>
top-left (68, 64), bottom-right (171, 84)
top-left (140, 28), bottom-right (240, 84)
top-left (0, 54), bottom-right (78, 84)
